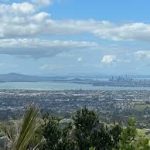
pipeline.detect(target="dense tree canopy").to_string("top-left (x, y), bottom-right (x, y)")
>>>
top-left (0, 106), bottom-right (150, 150)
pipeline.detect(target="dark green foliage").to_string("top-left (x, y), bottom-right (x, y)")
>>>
top-left (119, 118), bottom-right (137, 149)
top-left (91, 124), bottom-right (112, 150)
top-left (72, 107), bottom-right (123, 150)
top-left (110, 124), bottom-right (122, 149)
top-left (40, 108), bottom-right (150, 150)
top-left (1, 106), bottom-right (149, 150)
top-left (40, 115), bottom-right (77, 150)
top-left (73, 107), bottom-right (99, 150)
top-left (41, 116), bottom-right (61, 150)
top-left (119, 118), bottom-right (150, 150)
top-left (57, 123), bottom-right (78, 150)
top-left (73, 107), bottom-right (99, 133)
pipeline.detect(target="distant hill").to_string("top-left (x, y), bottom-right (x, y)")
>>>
top-left (1, 73), bottom-right (150, 86)
top-left (0, 73), bottom-right (83, 82)
top-left (0, 73), bottom-right (53, 82)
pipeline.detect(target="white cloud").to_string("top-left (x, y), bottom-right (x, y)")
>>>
top-left (95, 23), bottom-right (150, 41)
top-left (0, 1), bottom-right (150, 42)
top-left (77, 57), bottom-right (83, 62)
top-left (40, 64), bottom-right (63, 70)
top-left (135, 51), bottom-right (150, 60)
top-left (0, 39), bottom-right (98, 58)
top-left (35, 0), bottom-right (53, 6)
top-left (32, 12), bottom-right (50, 22)
top-left (0, 2), bottom-right (35, 15)
top-left (0, 39), bottom-right (98, 48)
top-left (0, 0), bottom-right (150, 63)
top-left (40, 64), bottom-right (50, 70)
top-left (101, 55), bottom-right (117, 64)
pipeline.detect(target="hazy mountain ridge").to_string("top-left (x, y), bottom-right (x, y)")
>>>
top-left (0, 73), bottom-right (84, 82)
top-left (1, 73), bottom-right (150, 88)
top-left (0, 73), bottom-right (101, 82)
top-left (0, 73), bottom-right (52, 82)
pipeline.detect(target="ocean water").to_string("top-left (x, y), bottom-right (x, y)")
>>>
top-left (0, 81), bottom-right (150, 90)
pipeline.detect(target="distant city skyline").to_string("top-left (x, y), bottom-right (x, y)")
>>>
top-left (1, 0), bottom-right (150, 75)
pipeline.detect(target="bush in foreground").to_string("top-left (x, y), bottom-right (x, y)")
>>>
top-left (0, 106), bottom-right (150, 150)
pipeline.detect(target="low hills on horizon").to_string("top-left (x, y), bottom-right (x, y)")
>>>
top-left (0, 73), bottom-right (63, 82)
top-left (1, 73), bottom-right (150, 86)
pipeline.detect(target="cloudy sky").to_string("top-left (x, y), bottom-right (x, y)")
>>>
top-left (0, 0), bottom-right (150, 75)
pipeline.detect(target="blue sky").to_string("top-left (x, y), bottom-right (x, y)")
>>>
top-left (0, 0), bottom-right (150, 75)
top-left (50, 0), bottom-right (150, 22)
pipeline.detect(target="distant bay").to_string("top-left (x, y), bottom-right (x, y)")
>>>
top-left (0, 81), bottom-right (150, 90)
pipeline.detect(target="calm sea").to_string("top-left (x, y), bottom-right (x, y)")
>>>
top-left (0, 81), bottom-right (150, 90)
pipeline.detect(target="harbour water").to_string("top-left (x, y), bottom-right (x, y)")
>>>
top-left (0, 81), bottom-right (150, 90)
